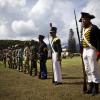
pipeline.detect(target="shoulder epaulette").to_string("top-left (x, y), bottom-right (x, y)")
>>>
top-left (52, 37), bottom-right (59, 43)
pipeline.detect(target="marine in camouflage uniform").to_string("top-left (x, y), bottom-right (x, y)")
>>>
top-left (23, 43), bottom-right (30, 74)
top-left (12, 46), bottom-right (17, 69)
top-left (17, 45), bottom-right (23, 72)
top-left (38, 35), bottom-right (48, 79)
top-left (30, 40), bottom-right (38, 76)
top-left (7, 47), bottom-right (12, 68)
top-left (3, 49), bottom-right (7, 68)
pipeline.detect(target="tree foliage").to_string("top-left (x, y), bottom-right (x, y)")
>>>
top-left (68, 29), bottom-right (77, 53)
top-left (0, 40), bottom-right (39, 49)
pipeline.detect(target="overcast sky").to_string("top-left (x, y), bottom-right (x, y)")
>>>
top-left (0, 0), bottom-right (100, 44)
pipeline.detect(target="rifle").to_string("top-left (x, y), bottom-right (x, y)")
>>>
top-left (74, 9), bottom-right (87, 93)
top-left (48, 23), bottom-right (54, 83)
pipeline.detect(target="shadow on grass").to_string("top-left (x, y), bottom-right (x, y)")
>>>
top-left (48, 72), bottom-right (69, 76)
top-left (47, 72), bottom-right (84, 85)
top-left (47, 76), bottom-right (84, 85)
top-left (47, 76), bottom-right (83, 80)
top-left (47, 73), bottom-right (83, 80)
top-left (62, 81), bottom-right (84, 85)
top-left (47, 77), bottom-right (84, 85)
top-left (62, 76), bottom-right (83, 79)
top-left (48, 72), bottom-right (83, 78)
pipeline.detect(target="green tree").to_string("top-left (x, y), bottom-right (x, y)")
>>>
top-left (68, 29), bottom-right (76, 57)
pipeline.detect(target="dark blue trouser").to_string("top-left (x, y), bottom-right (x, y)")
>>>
top-left (39, 60), bottom-right (47, 78)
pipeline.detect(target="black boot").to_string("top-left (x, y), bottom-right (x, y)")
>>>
top-left (87, 82), bottom-right (94, 94)
top-left (30, 70), bottom-right (32, 76)
top-left (92, 83), bottom-right (99, 96)
top-left (38, 73), bottom-right (41, 79)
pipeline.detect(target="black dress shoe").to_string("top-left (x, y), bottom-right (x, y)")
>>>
top-left (55, 82), bottom-right (62, 85)
top-left (41, 77), bottom-right (47, 80)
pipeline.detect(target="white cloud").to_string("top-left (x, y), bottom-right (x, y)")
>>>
top-left (0, 24), bottom-right (10, 39)
top-left (51, 1), bottom-right (74, 32)
top-left (29, 0), bottom-right (53, 19)
top-left (82, 0), bottom-right (100, 27)
top-left (0, 0), bottom-right (100, 44)
top-left (0, 24), bottom-right (8, 35)
top-left (11, 20), bottom-right (38, 36)
top-left (28, 0), bottom-right (74, 43)
top-left (0, 0), bottom-right (28, 24)
top-left (0, 0), bottom-right (26, 8)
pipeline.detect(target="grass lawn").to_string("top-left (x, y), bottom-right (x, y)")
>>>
top-left (0, 57), bottom-right (100, 100)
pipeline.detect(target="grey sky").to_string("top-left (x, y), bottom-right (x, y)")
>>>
top-left (0, 0), bottom-right (100, 44)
